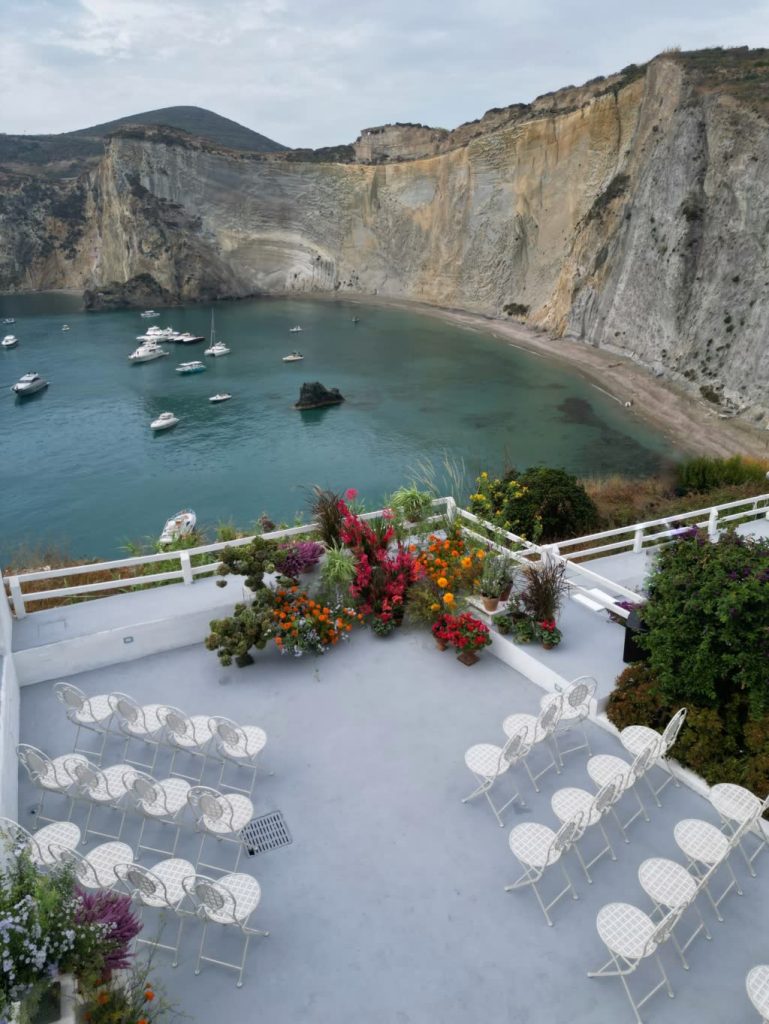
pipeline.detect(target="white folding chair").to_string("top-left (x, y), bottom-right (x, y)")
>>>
top-left (501, 695), bottom-right (564, 791)
top-left (53, 682), bottom-right (114, 762)
top-left (0, 816), bottom-right (81, 869)
top-left (107, 693), bottom-right (164, 771)
top-left (157, 705), bottom-right (212, 782)
top-left (17, 744), bottom-right (86, 826)
top-left (587, 902), bottom-right (682, 1024)
top-left (182, 872), bottom-right (269, 987)
top-left (63, 757), bottom-right (133, 843)
top-left (709, 785), bottom-right (769, 877)
top-left (51, 840), bottom-right (134, 891)
top-left (747, 965), bottom-right (769, 1023)
top-left (187, 786), bottom-right (254, 873)
top-left (620, 708), bottom-right (687, 801)
top-left (123, 769), bottom-right (191, 858)
top-left (586, 741), bottom-right (660, 840)
top-left (208, 717), bottom-right (270, 795)
top-left (673, 809), bottom-right (758, 921)
top-left (462, 723), bottom-right (530, 827)
top-left (116, 858), bottom-right (195, 966)
top-left (551, 778), bottom-right (622, 883)
top-left (505, 812), bottom-right (584, 926)
top-left (540, 676), bottom-right (597, 766)
top-left (637, 857), bottom-right (713, 965)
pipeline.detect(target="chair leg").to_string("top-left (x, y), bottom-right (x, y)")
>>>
top-left (194, 920), bottom-right (208, 977)
top-left (236, 932), bottom-right (251, 988)
top-left (172, 914), bottom-right (185, 968)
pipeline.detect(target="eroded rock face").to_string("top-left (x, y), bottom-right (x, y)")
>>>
top-left (2, 50), bottom-right (769, 420)
top-left (295, 382), bottom-right (345, 409)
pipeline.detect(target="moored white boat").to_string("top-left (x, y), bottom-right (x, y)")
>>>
top-left (289, 325), bottom-right (303, 333)
top-left (209, 392), bottom-right (232, 403)
top-left (2, 334), bottom-right (18, 348)
top-left (176, 332), bottom-right (205, 344)
top-left (140, 310), bottom-right (160, 318)
top-left (159, 509), bottom-right (196, 545)
top-left (12, 372), bottom-right (48, 396)
top-left (129, 341), bottom-right (168, 363)
top-left (175, 360), bottom-right (206, 374)
top-left (150, 411), bottom-right (179, 431)
top-left (61, 324), bottom-right (70, 331)
top-left (204, 311), bottom-right (230, 356)
top-left (282, 351), bottom-right (304, 362)
top-left (1, 318), bottom-right (14, 325)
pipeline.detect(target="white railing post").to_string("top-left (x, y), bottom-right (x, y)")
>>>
top-left (708, 507), bottom-right (719, 540)
top-left (179, 551), bottom-right (193, 585)
top-left (8, 576), bottom-right (26, 619)
top-left (632, 527), bottom-right (644, 553)
top-left (445, 496), bottom-right (456, 525)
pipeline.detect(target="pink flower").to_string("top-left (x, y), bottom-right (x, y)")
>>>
top-left (345, 488), bottom-right (358, 500)
top-left (382, 508), bottom-right (394, 520)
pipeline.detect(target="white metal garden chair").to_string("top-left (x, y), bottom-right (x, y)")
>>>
top-left (16, 744), bottom-right (86, 825)
top-left (157, 705), bottom-right (213, 782)
top-left (672, 809), bottom-right (758, 921)
top-left (540, 675), bottom-right (597, 766)
top-left (620, 708), bottom-right (687, 801)
top-left (187, 785), bottom-right (254, 873)
top-left (637, 857), bottom-right (713, 965)
top-left (586, 740), bottom-right (660, 840)
top-left (504, 812), bottom-right (584, 926)
top-left (63, 757), bottom-right (134, 843)
top-left (115, 858), bottom-right (195, 966)
top-left (50, 840), bottom-right (134, 891)
top-left (462, 723), bottom-right (531, 827)
top-left (0, 816), bottom-right (81, 869)
top-left (587, 902), bottom-right (682, 1024)
top-left (123, 769), bottom-right (191, 858)
top-left (502, 694), bottom-right (564, 791)
top-left (709, 784), bottom-right (769, 877)
top-left (53, 681), bottom-right (114, 762)
top-left (107, 692), bottom-right (165, 771)
top-left (747, 965), bottom-right (769, 1023)
top-left (182, 872), bottom-right (269, 987)
top-left (208, 716), bottom-right (270, 795)
top-left (550, 777), bottom-right (623, 883)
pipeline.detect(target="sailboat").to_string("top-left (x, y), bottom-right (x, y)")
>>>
top-left (204, 311), bottom-right (230, 357)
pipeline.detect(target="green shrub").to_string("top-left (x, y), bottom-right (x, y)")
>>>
top-left (605, 664), bottom-right (671, 732)
top-left (676, 455), bottom-right (769, 493)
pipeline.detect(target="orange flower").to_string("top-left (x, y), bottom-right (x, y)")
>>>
top-left (443, 592), bottom-right (455, 605)
top-left (461, 556), bottom-right (472, 569)
top-left (476, 550), bottom-right (485, 560)
top-left (138, 1018), bottom-right (149, 1024)
top-left (144, 991), bottom-right (155, 1002)
top-left (430, 603), bottom-right (441, 612)
top-left (437, 577), bottom-right (448, 588)
top-left (97, 994), bottom-right (110, 1005)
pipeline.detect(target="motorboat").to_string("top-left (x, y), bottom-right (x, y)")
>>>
top-left (140, 310), bottom-right (160, 318)
top-left (2, 317), bottom-right (14, 324)
top-left (150, 411), bottom-right (179, 431)
top-left (282, 351), bottom-right (304, 362)
top-left (158, 508), bottom-right (196, 545)
top-left (289, 325), bottom-right (303, 333)
top-left (129, 341), bottom-right (168, 363)
top-left (176, 332), bottom-right (205, 344)
top-left (61, 324), bottom-right (70, 331)
top-left (12, 372), bottom-right (49, 396)
top-left (351, 316), bottom-right (360, 324)
top-left (2, 334), bottom-right (18, 348)
top-left (204, 311), bottom-right (230, 356)
top-left (136, 327), bottom-right (179, 341)
top-left (175, 360), bottom-right (206, 374)
top-left (209, 393), bottom-right (232, 403)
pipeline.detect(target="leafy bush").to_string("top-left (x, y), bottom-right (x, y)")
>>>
top-left (205, 591), bottom-right (275, 666)
top-left (274, 540), bottom-right (324, 578)
top-left (676, 455), bottom-right (769, 493)
top-left (215, 536), bottom-right (281, 593)
top-left (519, 560), bottom-right (568, 621)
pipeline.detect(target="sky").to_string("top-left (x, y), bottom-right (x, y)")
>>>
top-left (3, 0), bottom-right (769, 148)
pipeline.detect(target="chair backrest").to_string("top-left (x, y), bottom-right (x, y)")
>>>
top-left (188, 786), bottom-right (227, 824)
top-left (565, 676), bottom-right (597, 711)
top-left (210, 716), bottom-right (245, 751)
top-left (17, 745), bottom-right (54, 784)
top-left (108, 692), bottom-right (140, 724)
top-left (53, 682), bottom-right (86, 712)
top-left (537, 695), bottom-right (563, 738)
top-left (117, 862), bottom-right (168, 904)
top-left (183, 874), bottom-right (236, 923)
top-left (124, 769), bottom-right (164, 811)
top-left (0, 816), bottom-right (32, 851)
top-left (630, 740), bottom-right (659, 780)
top-left (50, 844), bottom-right (98, 886)
top-left (593, 777), bottom-right (621, 817)
top-left (501, 724), bottom-right (530, 768)
top-left (549, 812), bottom-right (584, 863)
top-left (69, 760), bottom-right (102, 793)
top-left (159, 705), bottom-right (192, 740)
top-left (729, 794), bottom-right (769, 849)
top-left (661, 708), bottom-right (687, 754)
top-left (644, 907), bottom-right (683, 957)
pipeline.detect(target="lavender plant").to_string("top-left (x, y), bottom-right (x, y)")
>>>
top-left (274, 540), bottom-right (324, 579)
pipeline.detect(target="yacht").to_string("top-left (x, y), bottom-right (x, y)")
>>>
top-left (158, 509), bottom-right (196, 545)
top-left (129, 341), bottom-right (168, 363)
top-left (289, 325), bottom-right (303, 333)
top-left (282, 351), bottom-right (304, 362)
top-left (2, 334), bottom-right (18, 348)
top-left (209, 393), bottom-right (232, 403)
top-left (2, 318), bottom-right (15, 325)
top-left (150, 411), bottom-right (179, 431)
top-left (140, 310), bottom-right (160, 318)
top-left (204, 311), bottom-right (230, 356)
top-left (175, 360), bottom-right (206, 374)
top-left (136, 327), bottom-right (179, 342)
top-left (176, 332), bottom-right (205, 345)
top-left (12, 372), bottom-right (49, 396)
top-left (61, 324), bottom-right (70, 331)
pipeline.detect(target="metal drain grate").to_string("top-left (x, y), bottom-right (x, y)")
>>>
top-left (240, 811), bottom-right (293, 855)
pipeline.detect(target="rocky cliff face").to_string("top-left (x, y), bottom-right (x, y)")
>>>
top-left (2, 48), bottom-right (768, 420)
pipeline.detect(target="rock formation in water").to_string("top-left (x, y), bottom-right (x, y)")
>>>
top-left (2, 48), bottom-right (769, 420)
top-left (295, 382), bottom-right (345, 410)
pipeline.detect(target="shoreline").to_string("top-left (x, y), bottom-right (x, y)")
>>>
top-left (304, 292), bottom-right (769, 460)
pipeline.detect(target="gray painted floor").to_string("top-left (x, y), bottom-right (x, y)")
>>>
top-left (18, 631), bottom-right (769, 1024)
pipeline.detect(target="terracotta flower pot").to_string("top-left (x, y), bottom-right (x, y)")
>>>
top-left (457, 650), bottom-right (480, 666)
top-left (481, 596), bottom-right (500, 612)
top-left (499, 585), bottom-right (512, 601)
top-left (435, 639), bottom-right (448, 652)
top-left (541, 641), bottom-right (555, 651)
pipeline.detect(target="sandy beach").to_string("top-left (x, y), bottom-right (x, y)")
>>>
top-left (314, 293), bottom-right (769, 461)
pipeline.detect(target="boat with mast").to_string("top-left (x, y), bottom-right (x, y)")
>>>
top-left (204, 311), bottom-right (230, 357)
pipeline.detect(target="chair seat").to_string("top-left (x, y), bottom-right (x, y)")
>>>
top-left (540, 693), bottom-right (584, 722)
top-left (502, 713), bottom-right (538, 743)
top-left (47, 754), bottom-right (88, 791)
top-left (508, 821), bottom-right (558, 868)
top-left (219, 725), bottom-right (267, 760)
top-left (86, 763), bottom-right (134, 803)
top-left (674, 818), bottom-right (729, 865)
top-left (204, 872), bottom-right (262, 924)
top-left (29, 822), bottom-right (81, 866)
top-left (464, 743), bottom-right (505, 779)
top-left (747, 964), bottom-right (769, 1016)
top-left (153, 777), bottom-right (191, 815)
top-left (596, 902), bottom-right (656, 959)
top-left (169, 714), bottom-right (211, 750)
top-left (83, 841), bottom-right (134, 888)
top-left (551, 786), bottom-right (598, 827)
top-left (145, 857), bottom-right (195, 905)
top-left (620, 725), bottom-right (661, 758)
top-left (710, 783), bottom-right (762, 825)
top-left (123, 703), bottom-right (164, 737)
top-left (202, 793), bottom-right (254, 834)
top-left (587, 753), bottom-right (634, 790)
top-left (71, 693), bottom-right (113, 726)
top-left (638, 857), bottom-right (696, 910)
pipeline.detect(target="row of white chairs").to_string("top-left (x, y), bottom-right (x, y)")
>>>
top-left (17, 746), bottom-right (254, 873)
top-left (53, 682), bottom-right (268, 793)
top-left (0, 817), bottom-right (266, 988)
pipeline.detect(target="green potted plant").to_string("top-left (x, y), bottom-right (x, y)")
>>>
top-left (534, 619), bottom-right (563, 650)
top-left (478, 553), bottom-right (512, 612)
top-left (520, 559), bottom-right (567, 623)
top-left (512, 616), bottom-right (537, 644)
top-left (319, 543), bottom-right (356, 603)
top-left (432, 612), bottom-right (492, 666)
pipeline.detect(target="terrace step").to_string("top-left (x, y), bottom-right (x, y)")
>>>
top-left (571, 587), bottom-right (616, 613)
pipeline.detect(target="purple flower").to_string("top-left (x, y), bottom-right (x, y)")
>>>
top-left (74, 889), bottom-right (141, 973)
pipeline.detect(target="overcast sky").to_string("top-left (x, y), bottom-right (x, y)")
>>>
top-left (4, 0), bottom-right (769, 148)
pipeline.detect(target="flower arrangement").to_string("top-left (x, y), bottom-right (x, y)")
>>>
top-left (478, 552), bottom-right (514, 600)
top-left (81, 955), bottom-right (177, 1024)
top-left (271, 587), bottom-right (361, 656)
top-left (535, 619), bottom-right (562, 648)
top-left (274, 540), bottom-right (324, 580)
top-left (415, 531), bottom-right (485, 617)
top-left (432, 612), bottom-right (492, 654)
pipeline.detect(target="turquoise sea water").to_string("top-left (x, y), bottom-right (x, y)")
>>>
top-left (0, 295), bottom-right (677, 562)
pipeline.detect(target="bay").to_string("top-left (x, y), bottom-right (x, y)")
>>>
top-left (0, 294), bottom-right (676, 562)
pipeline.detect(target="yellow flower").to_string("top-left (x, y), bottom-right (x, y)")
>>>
top-left (475, 549), bottom-right (485, 560)
top-left (461, 556), bottom-right (472, 569)
top-left (437, 576), bottom-right (448, 588)
top-left (443, 592), bottom-right (455, 605)
top-left (480, 471), bottom-right (488, 478)
top-left (430, 603), bottom-right (441, 612)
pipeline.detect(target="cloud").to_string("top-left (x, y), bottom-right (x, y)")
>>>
top-left (3, 0), bottom-right (769, 147)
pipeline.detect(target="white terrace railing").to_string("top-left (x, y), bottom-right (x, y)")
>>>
top-left (4, 492), bottom-right (769, 622)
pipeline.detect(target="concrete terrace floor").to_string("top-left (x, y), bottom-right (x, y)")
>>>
top-left (18, 630), bottom-right (769, 1024)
